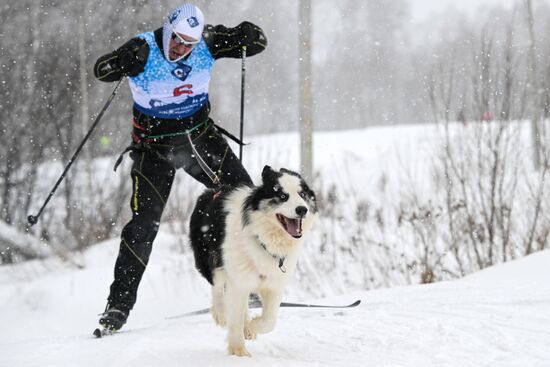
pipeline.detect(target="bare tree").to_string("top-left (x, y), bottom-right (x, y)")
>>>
top-left (526, 0), bottom-right (542, 169)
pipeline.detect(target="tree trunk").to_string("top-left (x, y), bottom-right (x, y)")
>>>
top-left (526, 0), bottom-right (541, 169)
top-left (299, 0), bottom-right (314, 182)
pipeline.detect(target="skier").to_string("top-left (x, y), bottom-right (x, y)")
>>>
top-left (93, 3), bottom-right (267, 332)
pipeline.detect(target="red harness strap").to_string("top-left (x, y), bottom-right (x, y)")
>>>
top-left (133, 118), bottom-right (147, 131)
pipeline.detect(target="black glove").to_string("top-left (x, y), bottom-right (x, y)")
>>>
top-left (237, 21), bottom-right (267, 55)
top-left (116, 38), bottom-right (149, 77)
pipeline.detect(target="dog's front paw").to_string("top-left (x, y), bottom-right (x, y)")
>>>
top-left (228, 343), bottom-right (251, 357)
top-left (248, 315), bottom-right (276, 334)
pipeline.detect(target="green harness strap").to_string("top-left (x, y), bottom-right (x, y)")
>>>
top-left (145, 119), bottom-right (209, 140)
top-left (113, 119), bottom-right (210, 172)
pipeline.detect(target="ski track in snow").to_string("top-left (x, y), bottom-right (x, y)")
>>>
top-left (1, 244), bottom-right (550, 366)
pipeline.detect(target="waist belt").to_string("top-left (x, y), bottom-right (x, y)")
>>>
top-left (113, 120), bottom-right (247, 172)
top-left (131, 118), bottom-right (209, 143)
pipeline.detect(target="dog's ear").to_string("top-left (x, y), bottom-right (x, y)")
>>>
top-left (261, 165), bottom-right (284, 187)
top-left (280, 167), bottom-right (301, 178)
top-left (261, 165), bottom-right (275, 182)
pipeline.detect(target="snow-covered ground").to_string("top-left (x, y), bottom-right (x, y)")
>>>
top-left (1, 231), bottom-right (549, 366)
top-left (1, 121), bottom-right (549, 365)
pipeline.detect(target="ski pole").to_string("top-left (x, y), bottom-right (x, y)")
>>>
top-left (27, 78), bottom-right (125, 226)
top-left (239, 45), bottom-right (247, 162)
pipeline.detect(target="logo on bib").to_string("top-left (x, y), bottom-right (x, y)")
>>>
top-left (172, 65), bottom-right (192, 81)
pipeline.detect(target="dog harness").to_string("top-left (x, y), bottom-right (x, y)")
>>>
top-left (242, 239), bottom-right (287, 280)
top-left (258, 238), bottom-right (286, 273)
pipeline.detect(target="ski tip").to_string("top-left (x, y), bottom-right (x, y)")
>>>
top-left (93, 328), bottom-right (102, 338)
top-left (349, 299), bottom-right (361, 307)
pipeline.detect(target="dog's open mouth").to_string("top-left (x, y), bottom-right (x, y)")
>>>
top-left (276, 214), bottom-right (303, 238)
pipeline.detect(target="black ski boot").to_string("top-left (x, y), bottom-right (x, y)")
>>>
top-left (94, 304), bottom-right (129, 337)
top-left (99, 307), bottom-right (128, 331)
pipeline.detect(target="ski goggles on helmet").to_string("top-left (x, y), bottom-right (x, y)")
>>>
top-left (171, 32), bottom-right (200, 47)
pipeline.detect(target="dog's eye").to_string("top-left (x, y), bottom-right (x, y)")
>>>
top-left (299, 191), bottom-right (307, 199)
top-left (279, 193), bottom-right (288, 201)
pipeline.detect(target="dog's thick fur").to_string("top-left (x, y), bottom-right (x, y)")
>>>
top-left (189, 165), bottom-right (318, 356)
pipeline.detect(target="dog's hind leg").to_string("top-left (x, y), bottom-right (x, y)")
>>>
top-left (225, 283), bottom-right (251, 357)
top-left (249, 289), bottom-right (283, 334)
top-left (210, 268), bottom-right (227, 327)
top-left (243, 297), bottom-right (256, 340)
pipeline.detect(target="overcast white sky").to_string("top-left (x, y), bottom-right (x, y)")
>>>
top-left (410, 0), bottom-right (524, 22)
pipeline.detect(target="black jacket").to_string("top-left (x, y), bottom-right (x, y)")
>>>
top-left (94, 21), bottom-right (267, 82)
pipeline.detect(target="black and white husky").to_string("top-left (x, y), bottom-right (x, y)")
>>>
top-left (189, 165), bottom-right (318, 357)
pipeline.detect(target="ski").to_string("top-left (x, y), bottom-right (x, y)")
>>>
top-left (93, 327), bottom-right (116, 338)
top-left (279, 299), bottom-right (361, 309)
top-left (166, 299), bottom-right (361, 319)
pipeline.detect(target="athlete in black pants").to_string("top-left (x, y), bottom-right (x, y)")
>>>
top-left (93, 3), bottom-right (267, 331)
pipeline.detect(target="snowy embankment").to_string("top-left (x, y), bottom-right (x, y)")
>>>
top-left (1, 234), bottom-right (549, 367)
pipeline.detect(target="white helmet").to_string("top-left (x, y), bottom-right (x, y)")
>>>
top-left (162, 4), bottom-right (204, 62)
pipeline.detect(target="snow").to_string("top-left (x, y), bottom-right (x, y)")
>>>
top-left (1, 232), bottom-right (549, 366)
top-left (0, 220), bottom-right (52, 259)
top-left (2, 122), bottom-right (549, 365)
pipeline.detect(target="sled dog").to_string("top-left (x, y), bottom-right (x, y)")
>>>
top-left (189, 165), bottom-right (318, 356)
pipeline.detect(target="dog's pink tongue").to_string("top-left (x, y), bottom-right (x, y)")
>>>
top-left (286, 218), bottom-right (302, 237)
